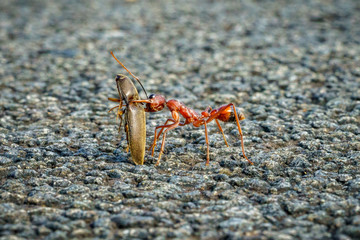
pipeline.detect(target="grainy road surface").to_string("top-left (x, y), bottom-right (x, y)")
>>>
top-left (0, 0), bottom-right (359, 239)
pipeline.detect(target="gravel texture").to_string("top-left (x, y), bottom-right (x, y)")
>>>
top-left (1, 0), bottom-right (360, 239)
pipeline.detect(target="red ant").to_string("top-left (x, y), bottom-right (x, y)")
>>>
top-left (111, 54), bottom-right (254, 166)
top-left (132, 95), bottom-right (254, 166)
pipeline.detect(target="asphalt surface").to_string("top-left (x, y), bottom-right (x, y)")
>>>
top-left (0, 0), bottom-right (359, 239)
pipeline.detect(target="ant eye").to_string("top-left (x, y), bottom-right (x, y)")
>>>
top-left (149, 94), bottom-right (155, 99)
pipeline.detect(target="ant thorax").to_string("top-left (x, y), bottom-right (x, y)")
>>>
top-left (166, 99), bottom-right (201, 122)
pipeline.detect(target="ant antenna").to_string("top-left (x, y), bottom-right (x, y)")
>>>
top-left (110, 51), bottom-right (149, 98)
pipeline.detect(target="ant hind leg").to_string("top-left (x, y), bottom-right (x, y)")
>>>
top-left (203, 121), bottom-right (210, 165)
top-left (230, 104), bottom-right (253, 165)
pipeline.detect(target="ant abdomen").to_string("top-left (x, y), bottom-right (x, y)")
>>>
top-left (217, 107), bottom-right (245, 123)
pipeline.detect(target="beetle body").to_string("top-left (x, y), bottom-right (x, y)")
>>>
top-left (109, 74), bottom-right (146, 165)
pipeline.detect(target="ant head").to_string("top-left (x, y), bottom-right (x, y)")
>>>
top-left (145, 94), bottom-right (166, 112)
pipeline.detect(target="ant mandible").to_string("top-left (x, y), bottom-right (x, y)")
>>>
top-left (111, 54), bottom-right (254, 166)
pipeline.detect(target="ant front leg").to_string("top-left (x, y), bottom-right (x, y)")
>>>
top-left (152, 121), bottom-right (186, 148)
top-left (194, 118), bottom-right (211, 165)
top-left (203, 121), bottom-right (210, 165)
top-left (215, 119), bottom-right (230, 147)
top-left (155, 111), bottom-right (180, 166)
top-left (149, 119), bottom-right (175, 155)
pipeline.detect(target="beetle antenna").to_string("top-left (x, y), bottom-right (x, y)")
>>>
top-left (110, 51), bottom-right (149, 98)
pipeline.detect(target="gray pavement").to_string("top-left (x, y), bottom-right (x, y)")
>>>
top-left (0, 0), bottom-right (359, 239)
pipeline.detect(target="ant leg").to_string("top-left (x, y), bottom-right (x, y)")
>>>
top-left (149, 119), bottom-right (175, 154)
top-left (154, 121), bottom-right (186, 148)
top-left (215, 119), bottom-right (229, 147)
top-left (156, 121), bottom-right (180, 166)
top-left (149, 120), bottom-right (181, 156)
top-left (204, 121), bottom-right (210, 165)
top-left (156, 120), bottom-right (175, 138)
top-left (155, 121), bottom-right (187, 142)
top-left (131, 99), bottom-right (152, 104)
top-left (230, 104), bottom-right (253, 165)
top-left (206, 103), bottom-right (253, 165)
top-left (151, 122), bottom-right (186, 156)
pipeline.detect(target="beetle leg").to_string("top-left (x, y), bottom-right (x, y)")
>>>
top-left (118, 114), bottom-right (124, 133)
top-left (108, 100), bottom-right (123, 114)
top-left (124, 122), bottom-right (129, 152)
top-left (108, 105), bottom-right (119, 113)
top-left (115, 107), bottom-right (126, 133)
top-left (108, 97), bottom-right (121, 102)
top-left (116, 107), bottom-right (124, 120)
